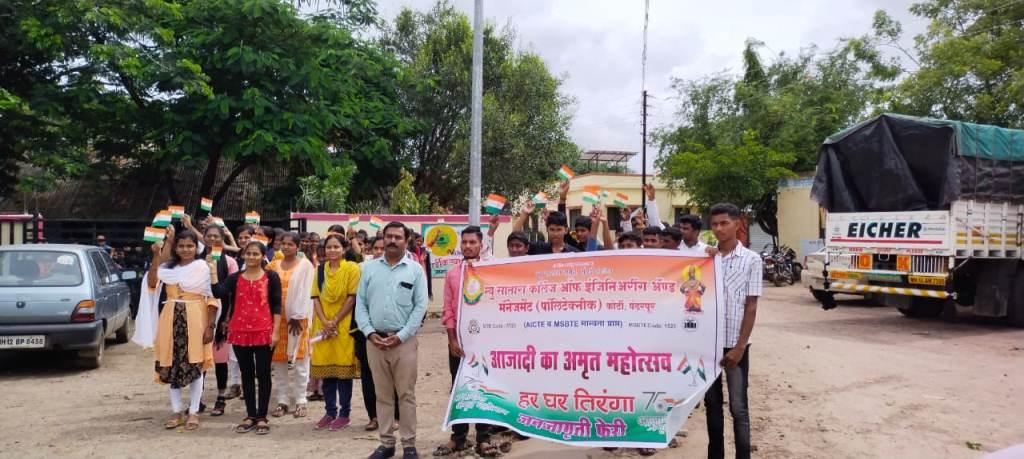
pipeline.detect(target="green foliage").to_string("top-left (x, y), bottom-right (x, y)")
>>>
top-left (380, 1), bottom-right (579, 211)
top-left (388, 169), bottom-right (435, 214)
top-left (567, 158), bottom-right (630, 175)
top-left (297, 163), bottom-right (357, 213)
top-left (1, 0), bottom-right (410, 207)
top-left (659, 131), bottom-right (794, 210)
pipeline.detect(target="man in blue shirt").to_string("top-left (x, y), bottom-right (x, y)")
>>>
top-left (356, 222), bottom-right (429, 459)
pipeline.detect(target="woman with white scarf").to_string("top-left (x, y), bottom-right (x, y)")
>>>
top-left (137, 226), bottom-right (218, 431)
top-left (266, 231), bottom-right (315, 419)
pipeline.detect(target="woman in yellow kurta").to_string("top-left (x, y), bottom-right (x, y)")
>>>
top-left (310, 234), bottom-right (361, 431)
top-left (267, 232), bottom-right (315, 418)
top-left (143, 226), bottom-right (218, 431)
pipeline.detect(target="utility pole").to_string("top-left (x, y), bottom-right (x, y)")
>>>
top-left (641, 89), bottom-right (648, 217)
top-left (468, 0), bottom-right (484, 225)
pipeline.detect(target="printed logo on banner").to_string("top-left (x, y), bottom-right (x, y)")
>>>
top-left (680, 264), bottom-right (706, 314)
top-left (683, 317), bottom-right (698, 332)
top-left (463, 271), bottom-right (484, 305)
top-left (468, 319), bottom-right (481, 335)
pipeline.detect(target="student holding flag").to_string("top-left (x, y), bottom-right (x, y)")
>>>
top-left (201, 225), bottom-right (240, 417)
top-left (266, 232), bottom-right (315, 419)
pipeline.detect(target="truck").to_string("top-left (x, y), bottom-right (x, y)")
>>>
top-left (810, 113), bottom-right (1024, 326)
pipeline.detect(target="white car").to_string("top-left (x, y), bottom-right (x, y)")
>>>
top-left (802, 248), bottom-right (870, 303)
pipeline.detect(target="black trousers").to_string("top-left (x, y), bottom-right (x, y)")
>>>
top-left (234, 345), bottom-right (273, 419)
top-left (354, 331), bottom-right (399, 420)
top-left (449, 353), bottom-right (492, 445)
top-left (704, 345), bottom-right (751, 459)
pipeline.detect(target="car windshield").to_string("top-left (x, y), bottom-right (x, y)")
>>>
top-left (0, 251), bottom-right (84, 287)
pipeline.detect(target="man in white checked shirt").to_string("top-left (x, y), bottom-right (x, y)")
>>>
top-left (705, 203), bottom-right (762, 459)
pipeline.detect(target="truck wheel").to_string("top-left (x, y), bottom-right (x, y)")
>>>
top-left (114, 316), bottom-right (134, 344)
top-left (77, 338), bottom-right (104, 369)
top-left (811, 288), bottom-right (828, 303)
top-left (940, 298), bottom-right (958, 323)
top-left (1008, 268), bottom-right (1024, 327)
top-left (897, 298), bottom-right (943, 318)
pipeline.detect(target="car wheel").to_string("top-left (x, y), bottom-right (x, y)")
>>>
top-left (77, 338), bottom-right (104, 369)
top-left (114, 316), bottom-right (134, 344)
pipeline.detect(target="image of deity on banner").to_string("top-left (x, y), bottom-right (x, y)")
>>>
top-left (680, 264), bottom-right (707, 314)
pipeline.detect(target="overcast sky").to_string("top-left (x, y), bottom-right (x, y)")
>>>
top-left (374, 0), bottom-right (927, 172)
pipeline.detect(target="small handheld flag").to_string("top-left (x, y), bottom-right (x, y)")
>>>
top-left (245, 211), bottom-right (260, 225)
top-left (368, 216), bottom-right (383, 230)
top-left (143, 227), bottom-right (167, 243)
top-left (557, 164), bottom-right (575, 181)
top-left (252, 235), bottom-right (270, 246)
top-left (348, 215), bottom-right (360, 227)
top-left (200, 197), bottom-right (213, 212)
top-left (484, 194), bottom-right (507, 215)
top-left (532, 192), bottom-right (548, 208)
top-left (599, 189), bottom-right (610, 201)
top-left (613, 192), bottom-right (629, 207)
top-left (168, 205), bottom-right (185, 219)
top-left (152, 211), bottom-right (172, 228)
top-left (210, 247), bottom-right (222, 261)
top-left (582, 186), bottom-right (601, 204)
top-left (211, 217), bottom-right (225, 228)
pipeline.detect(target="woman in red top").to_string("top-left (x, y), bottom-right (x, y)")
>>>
top-left (214, 242), bottom-right (282, 435)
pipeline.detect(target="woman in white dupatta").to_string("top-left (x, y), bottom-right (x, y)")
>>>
top-left (266, 231), bottom-right (315, 418)
top-left (139, 226), bottom-right (219, 431)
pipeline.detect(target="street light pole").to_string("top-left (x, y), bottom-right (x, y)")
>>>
top-left (468, 0), bottom-right (484, 225)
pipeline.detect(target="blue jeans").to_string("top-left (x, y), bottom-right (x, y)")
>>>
top-left (323, 378), bottom-right (353, 418)
top-left (705, 345), bottom-right (751, 459)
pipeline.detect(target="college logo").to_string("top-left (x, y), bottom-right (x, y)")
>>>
top-left (683, 317), bottom-right (698, 332)
top-left (468, 319), bottom-right (481, 335)
top-left (462, 271), bottom-right (484, 305)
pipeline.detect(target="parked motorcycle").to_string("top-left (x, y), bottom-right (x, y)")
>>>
top-left (761, 244), bottom-right (801, 287)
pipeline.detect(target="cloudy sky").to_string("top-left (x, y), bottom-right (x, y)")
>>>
top-left (374, 0), bottom-right (927, 172)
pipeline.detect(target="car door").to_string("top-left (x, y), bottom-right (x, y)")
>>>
top-left (87, 250), bottom-right (116, 324)
top-left (99, 251), bottom-right (129, 319)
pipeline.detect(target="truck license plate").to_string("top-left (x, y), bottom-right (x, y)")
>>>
top-left (909, 275), bottom-right (946, 286)
top-left (0, 335), bottom-right (45, 349)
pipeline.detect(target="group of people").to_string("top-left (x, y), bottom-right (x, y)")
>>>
top-left (139, 180), bottom-right (761, 459)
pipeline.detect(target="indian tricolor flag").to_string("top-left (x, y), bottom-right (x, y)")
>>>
top-left (613, 192), bottom-right (629, 207)
top-left (557, 164), bottom-right (575, 181)
top-left (211, 216), bottom-right (225, 228)
top-left (152, 211), bottom-right (172, 228)
top-left (348, 215), bottom-right (360, 227)
top-left (678, 354), bottom-right (692, 374)
top-left (368, 216), bottom-right (383, 230)
top-left (532, 191), bottom-right (548, 208)
top-left (210, 247), bottom-right (222, 261)
top-left (245, 211), bottom-right (260, 225)
top-left (252, 235), bottom-right (270, 246)
top-left (168, 205), bottom-right (185, 219)
top-left (200, 197), bottom-right (213, 212)
top-left (600, 188), bottom-right (610, 201)
top-left (582, 186), bottom-right (601, 204)
top-left (484, 194), bottom-right (506, 215)
top-left (143, 226), bottom-right (166, 243)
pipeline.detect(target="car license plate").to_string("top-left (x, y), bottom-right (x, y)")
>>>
top-left (909, 275), bottom-right (946, 286)
top-left (0, 335), bottom-right (45, 349)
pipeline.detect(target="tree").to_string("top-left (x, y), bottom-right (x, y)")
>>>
top-left (2, 0), bottom-right (411, 210)
top-left (867, 2), bottom-right (1024, 128)
top-left (388, 168), bottom-right (435, 214)
top-left (380, 1), bottom-right (579, 211)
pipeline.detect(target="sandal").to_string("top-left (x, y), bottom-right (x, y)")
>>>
top-left (498, 440), bottom-right (512, 454)
top-left (255, 418), bottom-right (270, 435)
top-left (637, 448), bottom-right (657, 456)
top-left (184, 414), bottom-right (200, 431)
top-left (211, 396), bottom-right (226, 417)
top-left (271, 404), bottom-right (288, 418)
top-left (476, 441), bottom-right (502, 457)
top-left (364, 419), bottom-right (379, 431)
top-left (292, 404), bottom-right (308, 418)
top-left (433, 441), bottom-right (470, 456)
top-left (308, 391), bottom-right (324, 401)
top-left (164, 412), bottom-right (184, 430)
top-left (235, 417), bottom-right (257, 434)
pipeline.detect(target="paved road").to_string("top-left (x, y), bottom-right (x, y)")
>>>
top-left (1, 285), bottom-right (1021, 458)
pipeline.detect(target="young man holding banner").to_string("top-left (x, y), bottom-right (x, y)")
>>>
top-left (705, 203), bottom-right (762, 459)
top-left (434, 226), bottom-right (508, 457)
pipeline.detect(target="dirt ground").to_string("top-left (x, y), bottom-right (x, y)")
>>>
top-left (1, 285), bottom-right (1021, 459)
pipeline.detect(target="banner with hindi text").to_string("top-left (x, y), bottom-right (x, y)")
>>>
top-left (442, 250), bottom-right (724, 448)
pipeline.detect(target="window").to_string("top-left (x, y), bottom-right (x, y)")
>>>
top-left (100, 251), bottom-right (121, 282)
top-left (0, 251), bottom-right (84, 287)
top-left (89, 251), bottom-right (112, 285)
